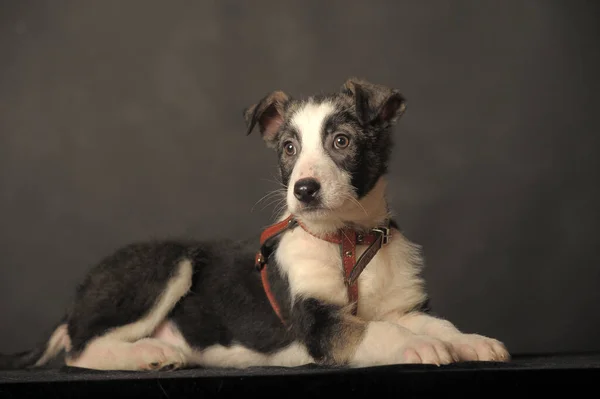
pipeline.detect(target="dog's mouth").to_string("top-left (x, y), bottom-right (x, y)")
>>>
top-left (292, 202), bottom-right (337, 219)
top-left (289, 192), bottom-right (354, 219)
top-left (296, 203), bottom-right (326, 212)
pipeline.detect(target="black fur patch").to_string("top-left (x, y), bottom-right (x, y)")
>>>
top-left (63, 238), bottom-right (296, 356)
top-left (169, 238), bottom-right (294, 353)
top-left (414, 298), bottom-right (432, 314)
top-left (1, 233), bottom-right (366, 368)
top-left (288, 298), bottom-right (346, 364)
top-left (66, 242), bottom-right (191, 353)
top-left (265, 246), bottom-right (294, 325)
top-left (321, 108), bottom-right (393, 198)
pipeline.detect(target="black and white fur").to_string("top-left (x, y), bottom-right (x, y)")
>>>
top-left (0, 77), bottom-right (509, 371)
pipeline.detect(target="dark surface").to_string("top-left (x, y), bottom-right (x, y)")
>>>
top-left (1, 0), bottom-right (600, 357)
top-left (1, 353), bottom-right (599, 397)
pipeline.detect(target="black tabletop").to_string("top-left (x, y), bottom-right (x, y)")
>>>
top-left (1, 352), bottom-right (599, 397)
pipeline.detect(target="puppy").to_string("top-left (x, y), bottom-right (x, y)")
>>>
top-left (0, 77), bottom-right (509, 371)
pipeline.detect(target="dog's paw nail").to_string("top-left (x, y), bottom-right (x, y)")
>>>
top-left (449, 334), bottom-right (509, 362)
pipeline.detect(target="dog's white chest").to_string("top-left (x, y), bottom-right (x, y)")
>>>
top-left (355, 233), bottom-right (426, 320)
top-left (275, 227), bottom-right (427, 319)
top-left (276, 228), bottom-right (349, 305)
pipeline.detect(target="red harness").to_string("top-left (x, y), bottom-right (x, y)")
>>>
top-left (254, 215), bottom-right (391, 325)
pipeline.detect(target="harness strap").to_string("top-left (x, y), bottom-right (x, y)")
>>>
top-left (254, 215), bottom-right (297, 326)
top-left (254, 215), bottom-right (391, 325)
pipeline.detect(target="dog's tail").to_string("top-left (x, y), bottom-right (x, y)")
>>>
top-left (0, 320), bottom-right (70, 369)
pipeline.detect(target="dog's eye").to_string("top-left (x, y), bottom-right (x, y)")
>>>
top-left (283, 141), bottom-right (297, 156)
top-left (333, 134), bottom-right (350, 149)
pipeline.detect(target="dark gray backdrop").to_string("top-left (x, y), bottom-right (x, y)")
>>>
top-left (1, 0), bottom-right (599, 355)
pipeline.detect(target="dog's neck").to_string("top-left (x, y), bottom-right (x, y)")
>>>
top-left (279, 177), bottom-right (391, 238)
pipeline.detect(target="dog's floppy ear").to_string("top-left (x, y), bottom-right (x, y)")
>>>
top-left (341, 77), bottom-right (407, 126)
top-left (244, 91), bottom-right (290, 144)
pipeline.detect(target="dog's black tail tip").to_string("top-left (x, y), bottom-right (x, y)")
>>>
top-left (0, 323), bottom-right (69, 370)
top-left (0, 350), bottom-right (44, 370)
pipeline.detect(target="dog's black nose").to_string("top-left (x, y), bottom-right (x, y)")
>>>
top-left (294, 178), bottom-right (321, 203)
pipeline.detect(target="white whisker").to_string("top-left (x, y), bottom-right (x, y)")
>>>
top-left (261, 195), bottom-right (286, 211)
top-left (343, 193), bottom-right (369, 217)
top-left (251, 189), bottom-right (287, 213)
top-left (271, 198), bottom-right (289, 220)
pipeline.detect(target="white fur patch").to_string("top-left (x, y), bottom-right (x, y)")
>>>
top-left (356, 229), bottom-right (427, 320)
top-left (192, 342), bottom-right (313, 368)
top-left (287, 101), bottom-right (354, 218)
top-left (385, 312), bottom-right (510, 362)
top-left (151, 320), bottom-right (314, 368)
top-left (275, 220), bottom-right (427, 314)
top-left (67, 338), bottom-right (187, 371)
top-left (276, 226), bottom-right (349, 305)
top-left (350, 321), bottom-right (458, 367)
top-left (275, 175), bottom-right (426, 314)
top-left (350, 321), bottom-right (411, 367)
top-left (386, 312), bottom-right (462, 339)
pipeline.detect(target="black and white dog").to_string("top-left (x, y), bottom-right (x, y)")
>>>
top-left (0, 77), bottom-right (509, 371)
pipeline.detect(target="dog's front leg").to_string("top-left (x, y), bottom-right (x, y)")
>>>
top-left (290, 298), bottom-right (459, 367)
top-left (382, 311), bottom-right (510, 362)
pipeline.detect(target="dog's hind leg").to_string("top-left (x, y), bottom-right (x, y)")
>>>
top-left (65, 259), bottom-right (193, 371)
top-left (66, 337), bottom-right (188, 371)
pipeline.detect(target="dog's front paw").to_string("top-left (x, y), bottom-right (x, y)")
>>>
top-left (399, 335), bottom-right (459, 366)
top-left (446, 334), bottom-right (509, 362)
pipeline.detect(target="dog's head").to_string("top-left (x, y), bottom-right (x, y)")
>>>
top-left (245, 77), bottom-right (407, 223)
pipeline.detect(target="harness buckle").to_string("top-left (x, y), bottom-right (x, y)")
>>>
top-left (255, 253), bottom-right (267, 271)
top-left (372, 227), bottom-right (391, 245)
